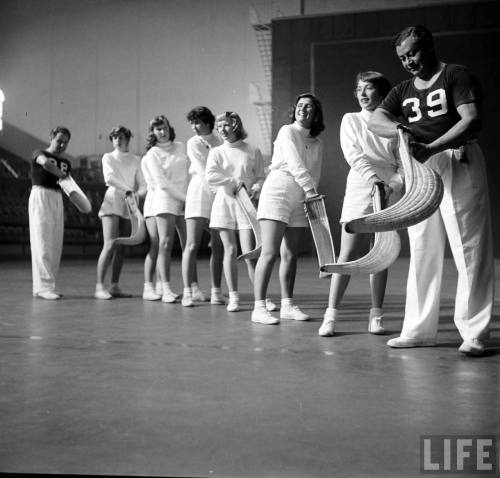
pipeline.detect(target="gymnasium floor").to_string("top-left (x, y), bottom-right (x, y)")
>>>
top-left (0, 256), bottom-right (498, 478)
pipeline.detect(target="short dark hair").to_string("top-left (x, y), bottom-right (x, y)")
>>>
top-left (186, 106), bottom-right (215, 130)
top-left (146, 115), bottom-right (176, 150)
top-left (290, 93), bottom-right (325, 137)
top-left (393, 25), bottom-right (434, 51)
top-left (50, 126), bottom-right (71, 140)
top-left (354, 71), bottom-right (392, 99)
top-left (108, 125), bottom-right (132, 142)
top-left (215, 111), bottom-right (247, 140)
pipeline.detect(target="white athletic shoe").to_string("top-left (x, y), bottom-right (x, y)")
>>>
top-left (251, 308), bottom-right (280, 325)
top-left (94, 289), bottom-right (112, 300)
top-left (265, 298), bottom-right (278, 312)
top-left (386, 336), bottom-right (436, 348)
top-left (182, 295), bottom-right (194, 307)
top-left (211, 292), bottom-right (225, 305)
top-left (226, 298), bottom-right (240, 312)
top-left (142, 290), bottom-right (161, 301)
top-left (280, 305), bottom-right (309, 321)
top-left (318, 312), bottom-right (336, 337)
top-left (458, 338), bottom-right (485, 356)
top-left (192, 288), bottom-right (208, 302)
top-left (162, 291), bottom-right (178, 303)
top-left (36, 291), bottom-right (62, 300)
top-left (368, 315), bottom-right (385, 335)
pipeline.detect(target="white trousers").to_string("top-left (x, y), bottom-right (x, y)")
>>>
top-left (402, 143), bottom-right (494, 341)
top-left (29, 186), bottom-right (64, 294)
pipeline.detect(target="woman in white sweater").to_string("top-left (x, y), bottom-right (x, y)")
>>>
top-left (181, 106), bottom-right (224, 307)
top-left (252, 93), bottom-right (325, 325)
top-left (141, 115), bottom-right (188, 303)
top-left (206, 112), bottom-right (265, 312)
top-left (318, 71), bottom-right (403, 337)
top-left (95, 126), bottom-right (146, 299)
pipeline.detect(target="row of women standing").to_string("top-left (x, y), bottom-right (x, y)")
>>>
top-left (29, 72), bottom-right (400, 338)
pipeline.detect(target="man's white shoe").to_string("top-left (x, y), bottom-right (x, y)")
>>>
top-left (458, 338), bottom-right (485, 356)
top-left (94, 289), bottom-right (112, 300)
top-left (36, 291), bottom-right (62, 300)
top-left (387, 336), bottom-right (436, 348)
top-left (318, 315), bottom-right (336, 337)
top-left (280, 305), bottom-right (309, 321)
top-left (368, 316), bottom-right (385, 335)
top-left (251, 308), bottom-right (280, 325)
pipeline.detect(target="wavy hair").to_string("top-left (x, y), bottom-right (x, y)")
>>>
top-left (186, 106), bottom-right (215, 131)
top-left (145, 115), bottom-right (176, 150)
top-left (215, 111), bottom-right (247, 140)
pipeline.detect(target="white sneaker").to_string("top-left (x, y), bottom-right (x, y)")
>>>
top-left (182, 295), bottom-right (194, 307)
top-left (318, 315), bottom-right (336, 337)
top-left (162, 291), bottom-right (177, 303)
top-left (387, 336), bottom-right (436, 348)
top-left (142, 290), bottom-right (161, 301)
top-left (280, 305), bottom-right (309, 321)
top-left (227, 298), bottom-right (240, 312)
top-left (458, 338), bottom-right (485, 356)
top-left (211, 293), bottom-right (225, 305)
top-left (36, 291), bottom-right (62, 300)
top-left (192, 288), bottom-right (208, 302)
top-left (94, 289), bottom-right (112, 300)
top-left (155, 282), bottom-right (163, 296)
top-left (251, 308), bottom-right (280, 325)
top-left (265, 298), bottom-right (278, 312)
top-left (368, 315), bottom-right (385, 335)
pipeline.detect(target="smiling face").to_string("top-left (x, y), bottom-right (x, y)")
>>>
top-left (356, 80), bottom-right (383, 112)
top-left (294, 97), bottom-right (316, 129)
top-left (216, 118), bottom-right (237, 143)
top-left (396, 35), bottom-right (435, 80)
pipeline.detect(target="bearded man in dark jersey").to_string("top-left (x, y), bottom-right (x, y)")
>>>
top-left (369, 25), bottom-right (493, 356)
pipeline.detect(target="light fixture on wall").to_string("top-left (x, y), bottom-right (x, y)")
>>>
top-left (0, 88), bottom-right (5, 131)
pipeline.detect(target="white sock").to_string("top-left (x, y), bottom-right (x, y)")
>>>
top-left (254, 300), bottom-right (266, 310)
top-left (281, 298), bottom-right (293, 308)
top-left (211, 287), bottom-right (222, 295)
top-left (191, 282), bottom-right (200, 291)
top-left (325, 307), bottom-right (339, 319)
top-left (229, 291), bottom-right (239, 300)
top-left (370, 307), bottom-right (383, 318)
top-left (183, 287), bottom-right (192, 297)
top-left (96, 283), bottom-right (105, 291)
top-left (144, 282), bottom-right (154, 291)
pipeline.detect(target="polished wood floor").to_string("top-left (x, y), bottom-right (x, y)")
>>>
top-left (0, 256), bottom-right (498, 477)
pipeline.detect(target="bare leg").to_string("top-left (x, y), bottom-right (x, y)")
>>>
top-left (110, 217), bottom-right (131, 285)
top-left (327, 226), bottom-right (371, 309)
top-left (218, 229), bottom-right (238, 292)
top-left (144, 217), bottom-right (159, 284)
top-left (96, 215), bottom-right (120, 285)
top-left (156, 213), bottom-right (178, 283)
top-left (239, 228), bottom-right (257, 284)
top-left (253, 219), bottom-right (286, 301)
top-left (182, 217), bottom-right (206, 288)
top-left (209, 228), bottom-right (224, 289)
top-left (279, 227), bottom-right (305, 299)
top-left (176, 215), bottom-right (199, 284)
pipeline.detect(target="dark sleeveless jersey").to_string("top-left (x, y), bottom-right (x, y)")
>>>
top-left (379, 64), bottom-right (482, 143)
top-left (31, 150), bottom-right (72, 190)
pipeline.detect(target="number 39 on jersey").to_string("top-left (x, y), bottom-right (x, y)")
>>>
top-left (402, 88), bottom-right (448, 123)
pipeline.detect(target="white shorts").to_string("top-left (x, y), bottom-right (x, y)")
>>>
top-left (257, 170), bottom-right (308, 227)
top-left (143, 191), bottom-right (154, 218)
top-left (150, 189), bottom-right (184, 216)
top-left (340, 166), bottom-right (401, 223)
top-left (209, 189), bottom-right (251, 230)
top-left (98, 187), bottom-right (128, 218)
top-left (185, 175), bottom-right (214, 219)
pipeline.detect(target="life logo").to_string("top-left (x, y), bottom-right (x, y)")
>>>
top-left (420, 435), bottom-right (498, 474)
